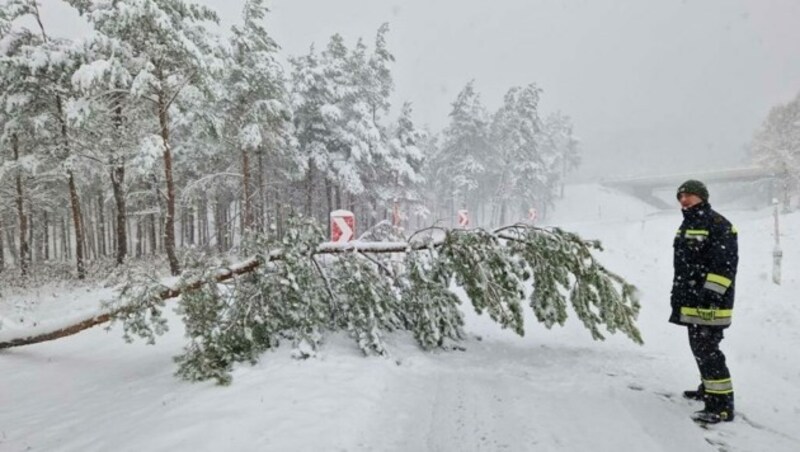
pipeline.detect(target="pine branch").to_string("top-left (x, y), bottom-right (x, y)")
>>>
top-left (0, 223), bottom-right (640, 354)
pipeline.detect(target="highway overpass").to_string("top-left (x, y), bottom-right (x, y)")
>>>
top-left (601, 167), bottom-right (777, 209)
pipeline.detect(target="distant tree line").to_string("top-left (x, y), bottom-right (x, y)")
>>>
top-left (0, 0), bottom-right (580, 279)
top-left (750, 90), bottom-right (800, 211)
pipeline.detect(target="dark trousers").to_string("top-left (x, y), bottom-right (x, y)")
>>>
top-left (688, 324), bottom-right (734, 410)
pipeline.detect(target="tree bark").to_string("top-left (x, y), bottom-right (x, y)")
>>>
top-left (61, 216), bottom-right (69, 260)
top-left (43, 211), bottom-right (50, 261)
top-left (256, 151), bottom-right (266, 232)
top-left (135, 218), bottom-right (143, 258)
top-left (0, 218), bottom-right (5, 273)
top-left (214, 193), bottom-right (230, 252)
top-left (111, 162), bottom-right (127, 264)
top-left (53, 93), bottom-right (87, 279)
top-left (157, 89), bottom-right (181, 275)
top-left (29, 203), bottom-right (37, 263)
top-left (84, 198), bottom-right (96, 260)
top-left (67, 171), bottom-right (86, 278)
top-left (199, 196), bottom-right (208, 246)
top-left (305, 159), bottom-right (315, 216)
top-left (111, 94), bottom-right (128, 265)
top-left (97, 192), bottom-right (106, 257)
top-left (242, 149), bottom-right (253, 233)
top-left (325, 178), bottom-right (333, 238)
top-left (5, 225), bottom-right (18, 265)
top-left (148, 214), bottom-right (157, 255)
top-left (13, 134), bottom-right (29, 276)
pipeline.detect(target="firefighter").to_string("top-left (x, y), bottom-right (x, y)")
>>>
top-left (671, 180), bottom-right (738, 424)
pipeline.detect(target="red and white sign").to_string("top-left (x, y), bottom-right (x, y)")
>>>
top-left (528, 207), bottom-right (538, 223)
top-left (457, 209), bottom-right (469, 227)
top-left (330, 210), bottom-right (355, 243)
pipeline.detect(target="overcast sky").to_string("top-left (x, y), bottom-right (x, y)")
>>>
top-left (42, 0), bottom-right (800, 180)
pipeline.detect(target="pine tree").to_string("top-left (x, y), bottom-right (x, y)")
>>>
top-left (321, 33), bottom-right (376, 198)
top-left (68, 25), bottom-right (150, 266)
top-left (436, 80), bottom-right (491, 224)
top-left (223, 0), bottom-right (293, 233)
top-left (289, 26), bottom-right (397, 225)
top-left (489, 84), bottom-right (544, 224)
top-left (290, 45), bottom-right (330, 217)
top-left (541, 112), bottom-right (580, 201)
top-left (379, 102), bottom-right (426, 225)
top-left (67, 0), bottom-right (221, 275)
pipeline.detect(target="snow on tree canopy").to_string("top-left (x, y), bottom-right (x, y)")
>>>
top-left (134, 135), bottom-right (166, 172)
top-left (70, 59), bottom-right (113, 91)
top-left (240, 123), bottom-right (262, 150)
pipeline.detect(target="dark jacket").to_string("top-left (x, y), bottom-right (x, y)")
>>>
top-left (670, 202), bottom-right (738, 328)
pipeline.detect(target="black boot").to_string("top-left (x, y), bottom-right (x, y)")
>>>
top-left (682, 384), bottom-right (705, 401)
top-left (692, 394), bottom-right (734, 424)
top-left (692, 408), bottom-right (734, 424)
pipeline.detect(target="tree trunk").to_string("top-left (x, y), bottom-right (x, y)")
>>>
top-left (242, 149), bottom-right (253, 233)
top-left (215, 194), bottom-right (231, 252)
top-left (43, 211), bottom-right (50, 261)
top-left (111, 163), bottom-right (127, 265)
top-left (135, 217), bottom-right (143, 258)
top-left (157, 90), bottom-right (180, 275)
top-left (5, 225), bottom-right (18, 265)
top-left (325, 178), bottom-right (333, 238)
top-left (180, 207), bottom-right (186, 247)
top-left (305, 159), bottom-right (315, 216)
top-left (111, 93), bottom-right (128, 265)
top-left (147, 214), bottom-right (156, 255)
top-left (60, 216), bottom-right (68, 261)
top-left (67, 171), bottom-right (86, 279)
top-left (97, 192), bottom-right (106, 257)
top-left (198, 196), bottom-right (208, 247)
top-left (257, 151), bottom-right (266, 232)
top-left (127, 217), bottom-right (134, 260)
top-left (187, 207), bottom-right (195, 245)
top-left (0, 218), bottom-right (5, 273)
top-left (29, 203), bottom-right (37, 263)
top-left (84, 199), bottom-right (95, 261)
top-left (275, 188), bottom-right (284, 239)
top-left (13, 134), bottom-right (29, 276)
top-left (53, 92), bottom-right (86, 279)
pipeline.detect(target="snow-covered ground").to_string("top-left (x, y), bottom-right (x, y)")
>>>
top-left (2, 184), bottom-right (799, 452)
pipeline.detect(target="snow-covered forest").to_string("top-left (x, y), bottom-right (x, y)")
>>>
top-left (0, 0), bottom-right (579, 281)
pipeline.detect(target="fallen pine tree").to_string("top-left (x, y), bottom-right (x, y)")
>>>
top-left (0, 219), bottom-right (642, 385)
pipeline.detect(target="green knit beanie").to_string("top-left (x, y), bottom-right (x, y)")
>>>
top-left (676, 179), bottom-right (709, 202)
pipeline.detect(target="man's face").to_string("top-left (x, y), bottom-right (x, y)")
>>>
top-left (678, 193), bottom-right (703, 209)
